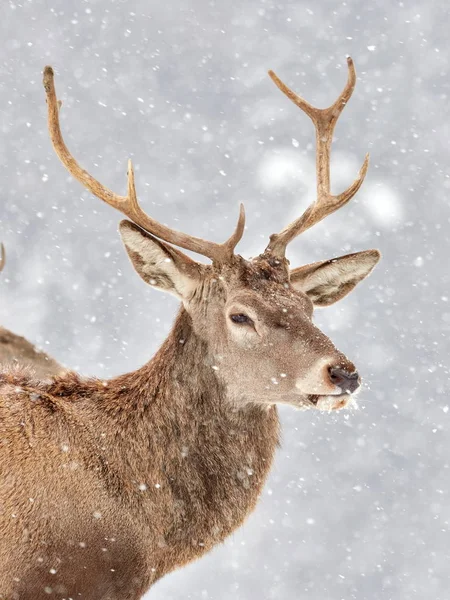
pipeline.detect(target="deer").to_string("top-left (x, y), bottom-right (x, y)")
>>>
top-left (0, 58), bottom-right (380, 600)
top-left (0, 245), bottom-right (65, 378)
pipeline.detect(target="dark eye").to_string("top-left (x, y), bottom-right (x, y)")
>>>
top-left (230, 313), bottom-right (254, 326)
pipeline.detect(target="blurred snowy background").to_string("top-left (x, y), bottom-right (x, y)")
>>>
top-left (1, 0), bottom-right (450, 598)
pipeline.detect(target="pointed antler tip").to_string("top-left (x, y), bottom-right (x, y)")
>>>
top-left (126, 159), bottom-right (138, 206)
top-left (43, 66), bottom-right (55, 90)
top-left (221, 203), bottom-right (246, 260)
top-left (236, 202), bottom-right (246, 233)
top-left (346, 57), bottom-right (356, 82)
top-left (361, 153), bottom-right (370, 173)
top-left (268, 70), bottom-right (280, 84)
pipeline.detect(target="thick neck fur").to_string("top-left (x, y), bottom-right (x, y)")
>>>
top-left (95, 309), bottom-right (280, 556)
top-left (1, 309), bottom-right (279, 594)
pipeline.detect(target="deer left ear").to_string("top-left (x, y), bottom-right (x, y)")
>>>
top-left (119, 220), bottom-right (205, 300)
top-left (290, 249), bottom-right (381, 307)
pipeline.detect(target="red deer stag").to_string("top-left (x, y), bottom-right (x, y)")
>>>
top-left (0, 58), bottom-right (380, 599)
top-left (0, 245), bottom-right (65, 378)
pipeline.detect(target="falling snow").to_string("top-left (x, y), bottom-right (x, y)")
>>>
top-left (0, 1), bottom-right (449, 599)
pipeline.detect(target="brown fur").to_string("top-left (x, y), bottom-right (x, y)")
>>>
top-left (0, 327), bottom-right (65, 379)
top-left (0, 239), bottom-right (379, 599)
top-left (0, 309), bottom-right (279, 599)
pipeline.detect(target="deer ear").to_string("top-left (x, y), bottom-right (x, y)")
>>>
top-left (290, 249), bottom-right (380, 307)
top-left (119, 220), bottom-right (204, 300)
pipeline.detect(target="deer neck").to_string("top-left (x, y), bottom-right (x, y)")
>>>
top-left (99, 307), bottom-right (280, 562)
top-left (108, 306), bottom-right (278, 422)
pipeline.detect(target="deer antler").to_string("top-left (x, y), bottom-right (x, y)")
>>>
top-left (42, 66), bottom-right (245, 264)
top-left (0, 244), bottom-right (5, 272)
top-left (266, 57), bottom-right (369, 259)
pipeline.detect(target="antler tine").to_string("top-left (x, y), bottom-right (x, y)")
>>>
top-left (265, 58), bottom-right (369, 258)
top-left (43, 66), bottom-right (245, 264)
top-left (0, 244), bottom-right (5, 272)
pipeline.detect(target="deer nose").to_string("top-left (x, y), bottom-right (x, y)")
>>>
top-left (328, 367), bottom-right (360, 394)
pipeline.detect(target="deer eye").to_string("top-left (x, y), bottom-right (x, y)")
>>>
top-left (230, 313), bottom-right (254, 326)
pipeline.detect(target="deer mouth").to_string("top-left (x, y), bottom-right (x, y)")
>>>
top-left (308, 393), bottom-right (356, 411)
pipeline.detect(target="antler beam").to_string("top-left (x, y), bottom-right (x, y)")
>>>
top-left (266, 57), bottom-right (369, 258)
top-left (0, 244), bottom-right (5, 272)
top-left (43, 66), bottom-right (245, 264)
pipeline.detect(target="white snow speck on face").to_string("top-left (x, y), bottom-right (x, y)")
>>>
top-left (61, 443), bottom-right (70, 453)
top-left (155, 483), bottom-right (161, 489)
top-left (270, 377), bottom-right (279, 385)
top-left (138, 483), bottom-right (148, 491)
top-left (211, 365), bottom-right (219, 371)
top-left (92, 511), bottom-right (102, 520)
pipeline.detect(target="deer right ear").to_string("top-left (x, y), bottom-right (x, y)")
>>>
top-left (119, 221), bottom-right (204, 300)
top-left (290, 249), bottom-right (380, 307)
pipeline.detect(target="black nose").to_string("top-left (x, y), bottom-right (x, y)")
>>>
top-left (328, 367), bottom-right (360, 394)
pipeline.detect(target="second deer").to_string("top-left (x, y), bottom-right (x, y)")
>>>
top-left (0, 246), bottom-right (65, 378)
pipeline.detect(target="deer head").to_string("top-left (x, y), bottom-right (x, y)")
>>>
top-left (43, 58), bottom-right (380, 412)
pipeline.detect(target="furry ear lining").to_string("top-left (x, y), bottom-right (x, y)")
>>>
top-left (119, 220), bottom-right (203, 300)
top-left (290, 249), bottom-right (381, 307)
